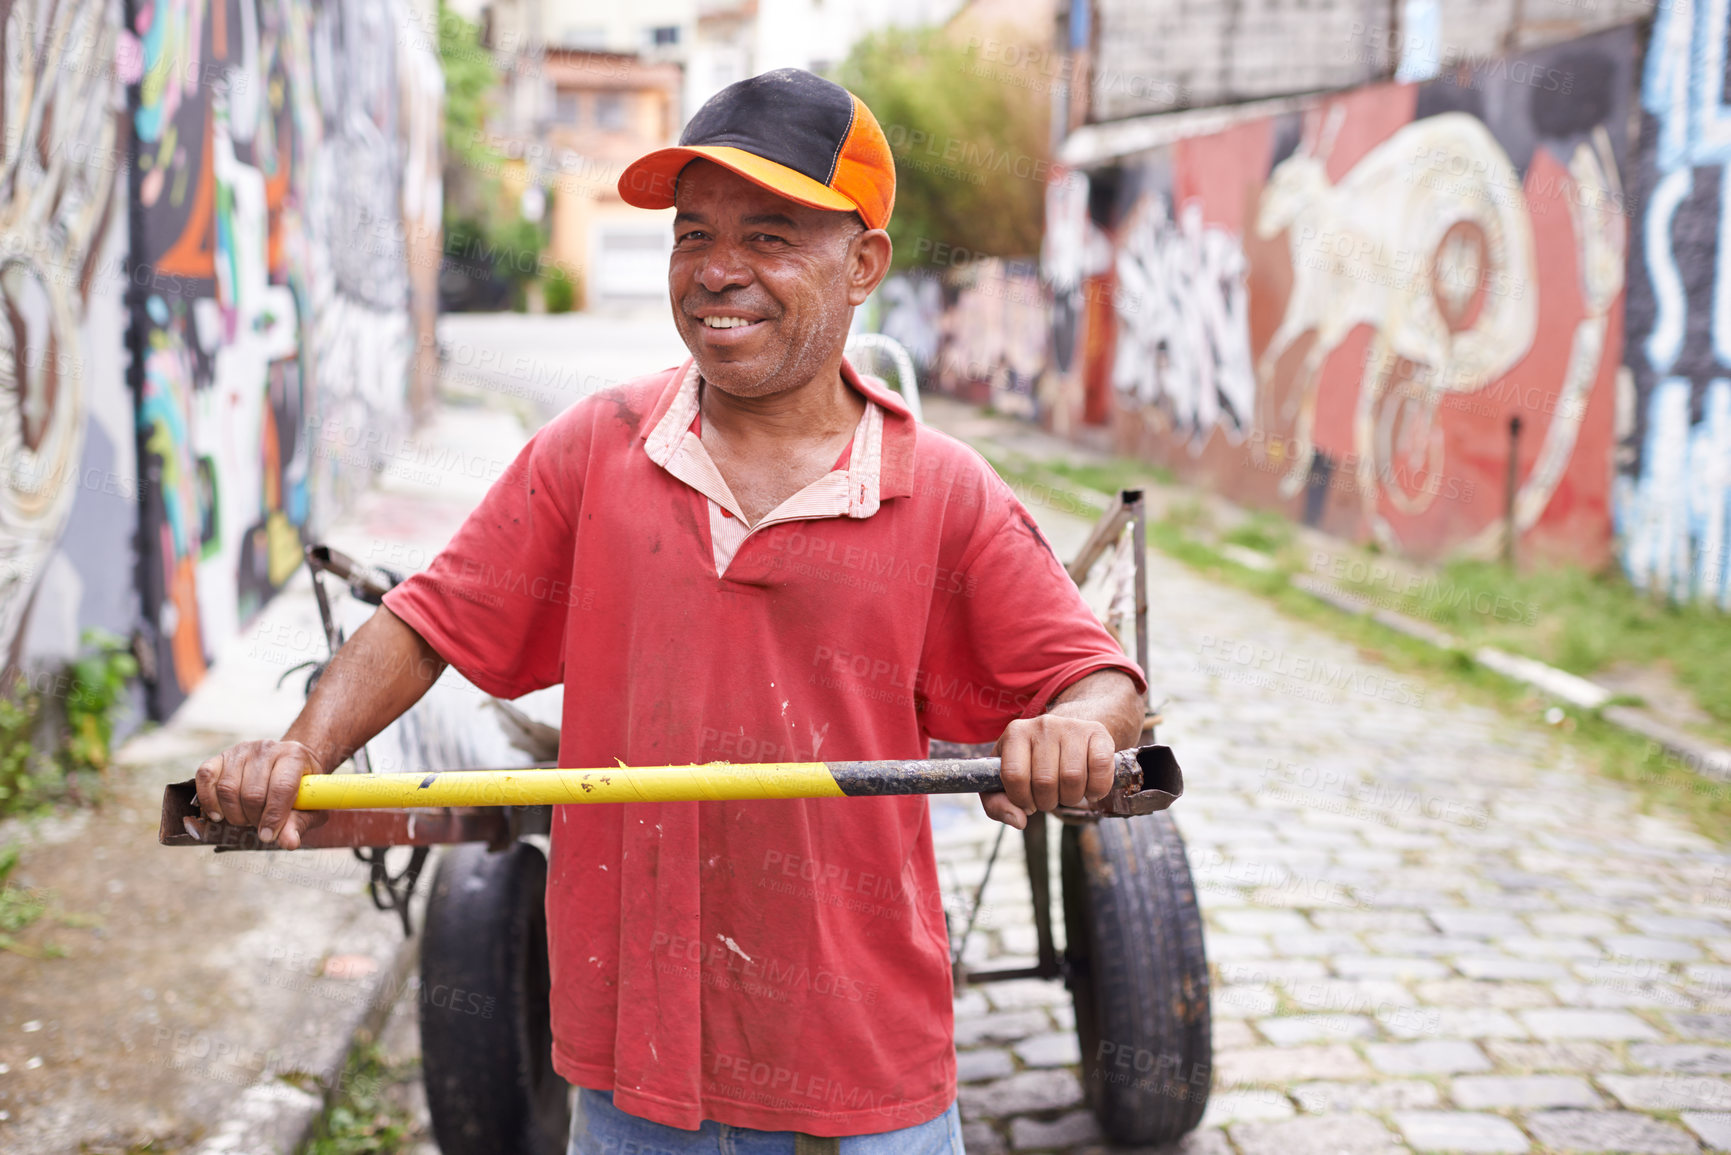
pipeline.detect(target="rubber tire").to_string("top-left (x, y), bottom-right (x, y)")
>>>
top-left (1061, 813), bottom-right (1212, 1145)
top-left (420, 841), bottom-right (570, 1155)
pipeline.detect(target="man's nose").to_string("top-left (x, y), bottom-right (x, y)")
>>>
top-left (696, 241), bottom-right (752, 293)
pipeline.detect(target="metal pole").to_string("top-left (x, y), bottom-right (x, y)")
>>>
top-left (163, 752), bottom-right (1185, 846)
top-left (288, 750), bottom-right (1168, 810)
top-left (1126, 489), bottom-right (1150, 710)
top-left (1503, 416), bottom-right (1522, 570)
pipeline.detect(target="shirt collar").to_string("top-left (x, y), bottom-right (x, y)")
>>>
top-left (642, 357), bottom-right (917, 506)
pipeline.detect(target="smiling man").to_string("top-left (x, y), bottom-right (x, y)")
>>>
top-left (193, 69), bottom-right (1145, 1155)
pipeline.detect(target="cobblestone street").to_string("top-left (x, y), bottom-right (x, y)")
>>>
top-left (927, 503), bottom-right (1731, 1155)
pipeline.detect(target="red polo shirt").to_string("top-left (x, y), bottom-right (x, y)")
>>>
top-left (382, 359), bottom-right (1144, 1135)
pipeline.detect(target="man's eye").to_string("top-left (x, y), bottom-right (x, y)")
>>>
top-left (677, 230), bottom-right (707, 243)
top-left (752, 233), bottom-right (787, 245)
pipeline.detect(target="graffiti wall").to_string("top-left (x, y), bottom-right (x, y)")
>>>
top-left (936, 259), bottom-right (1046, 417)
top-left (873, 262), bottom-right (1047, 418)
top-left (1620, 1), bottom-right (1731, 607)
top-left (0, 0), bottom-right (135, 673)
top-left (1046, 26), bottom-right (1635, 566)
top-left (128, 0), bottom-right (442, 717)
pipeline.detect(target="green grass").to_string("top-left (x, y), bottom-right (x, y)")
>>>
top-left (303, 1040), bottom-right (415, 1155)
top-left (979, 452), bottom-right (1731, 842)
top-left (0, 844), bottom-right (63, 958)
top-left (1037, 455), bottom-right (1176, 494)
top-left (1160, 518), bottom-right (1731, 840)
top-left (1325, 558), bottom-right (1731, 736)
top-left (1220, 511), bottom-right (1294, 556)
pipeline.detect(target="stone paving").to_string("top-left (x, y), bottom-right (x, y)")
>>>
top-left (930, 506), bottom-right (1731, 1155)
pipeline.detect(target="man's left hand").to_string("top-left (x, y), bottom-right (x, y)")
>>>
top-left (985, 714), bottom-right (1115, 829)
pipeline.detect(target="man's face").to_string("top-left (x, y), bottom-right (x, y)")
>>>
top-left (669, 161), bottom-right (868, 399)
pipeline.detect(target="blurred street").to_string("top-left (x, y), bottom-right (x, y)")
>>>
top-left (6, 0), bottom-right (1731, 1152)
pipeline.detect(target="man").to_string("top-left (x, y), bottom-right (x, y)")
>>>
top-left (196, 69), bottom-right (1145, 1154)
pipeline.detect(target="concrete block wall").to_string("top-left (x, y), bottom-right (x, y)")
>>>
top-left (1088, 0), bottom-right (1657, 121)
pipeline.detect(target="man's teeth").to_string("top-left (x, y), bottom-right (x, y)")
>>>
top-left (703, 316), bottom-right (756, 329)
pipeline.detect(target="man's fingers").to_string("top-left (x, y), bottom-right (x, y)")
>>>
top-left (275, 809), bottom-right (330, 852)
top-left (997, 728), bottom-right (1033, 813)
top-left (1056, 730), bottom-right (1093, 808)
top-left (1028, 726), bottom-right (1064, 811)
top-left (980, 792), bottom-right (1027, 829)
top-left (195, 753), bottom-right (228, 824)
top-left (256, 748), bottom-right (314, 844)
top-left (214, 744), bottom-right (262, 825)
top-left (236, 745), bottom-right (284, 827)
top-left (1085, 727), bottom-right (1115, 802)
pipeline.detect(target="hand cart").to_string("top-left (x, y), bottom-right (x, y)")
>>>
top-left (159, 460), bottom-right (1210, 1154)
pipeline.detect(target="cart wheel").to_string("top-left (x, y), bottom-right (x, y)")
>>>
top-left (421, 841), bottom-right (570, 1155)
top-left (1061, 813), bottom-right (1211, 1145)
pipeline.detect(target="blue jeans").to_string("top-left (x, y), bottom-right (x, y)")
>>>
top-left (567, 1089), bottom-right (966, 1155)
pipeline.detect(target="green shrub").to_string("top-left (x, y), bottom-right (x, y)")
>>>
top-left (0, 630), bottom-right (138, 818)
top-left (833, 27), bottom-right (1049, 269)
top-left (0, 682), bottom-right (43, 813)
top-left (543, 265), bottom-right (577, 314)
top-left (64, 629), bottom-right (138, 775)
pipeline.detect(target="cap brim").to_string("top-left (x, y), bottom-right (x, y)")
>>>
top-left (618, 145), bottom-right (858, 217)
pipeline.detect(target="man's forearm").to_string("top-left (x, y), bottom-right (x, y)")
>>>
top-left (1044, 668), bottom-right (1146, 750)
top-left (282, 607), bottom-right (448, 771)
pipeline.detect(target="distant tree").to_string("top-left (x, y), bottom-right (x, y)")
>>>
top-left (833, 27), bottom-right (1049, 270)
top-left (437, 1), bottom-right (498, 178)
top-left (436, 1), bottom-right (544, 304)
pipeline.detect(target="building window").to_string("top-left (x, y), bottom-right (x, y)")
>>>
top-left (651, 25), bottom-right (679, 46)
top-left (554, 90), bottom-right (581, 125)
top-left (595, 92), bottom-right (626, 132)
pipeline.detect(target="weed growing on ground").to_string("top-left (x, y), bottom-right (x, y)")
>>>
top-left (0, 844), bottom-right (60, 958)
top-left (305, 1039), bottom-right (416, 1155)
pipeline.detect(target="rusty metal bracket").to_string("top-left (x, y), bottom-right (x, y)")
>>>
top-left (1055, 744), bottom-right (1183, 822)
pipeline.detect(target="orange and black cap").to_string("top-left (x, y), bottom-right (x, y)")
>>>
top-left (618, 68), bottom-right (896, 231)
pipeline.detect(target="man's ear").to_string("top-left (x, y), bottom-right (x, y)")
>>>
top-left (847, 229), bottom-right (893, 306)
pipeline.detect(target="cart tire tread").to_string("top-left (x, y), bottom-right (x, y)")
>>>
top-left (1063, 813), bottom-right (1211, 1145)
top-left (420, 841), bottom-right (570, 1155)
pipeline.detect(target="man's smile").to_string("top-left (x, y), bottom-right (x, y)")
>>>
top-left (692, 310), bottom-right (771, 347)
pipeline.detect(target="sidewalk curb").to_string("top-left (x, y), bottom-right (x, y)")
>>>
top-left (191, 900), bottom-right (422, 1155)
top-left (1285, 570), bottom-right (1731, 782)
top-left (995, 455), bottom-right (1731, 788)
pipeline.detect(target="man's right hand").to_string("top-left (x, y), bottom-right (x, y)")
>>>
top-left (190, 607), bottom-right (448, 850)
top-left (195, 739), bottom-right (330, 850)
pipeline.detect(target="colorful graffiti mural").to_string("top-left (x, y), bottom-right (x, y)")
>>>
top-left (0, 0), bottom-right (130, 668)
top-left (1620, 0), bottom-right (1731, 607)
top-left (1045, 26), bottom-right (1634, 565)
top-left (128, 0), bottom-right (441, 717)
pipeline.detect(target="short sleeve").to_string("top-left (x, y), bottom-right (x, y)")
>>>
top-left (382, 425), bottom-right (580, 701)
top-left (916, 482), bottom-right (1147, 744)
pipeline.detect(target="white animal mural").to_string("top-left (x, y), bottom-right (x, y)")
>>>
top-left (1254, 107), bottom-right (1540, 542)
